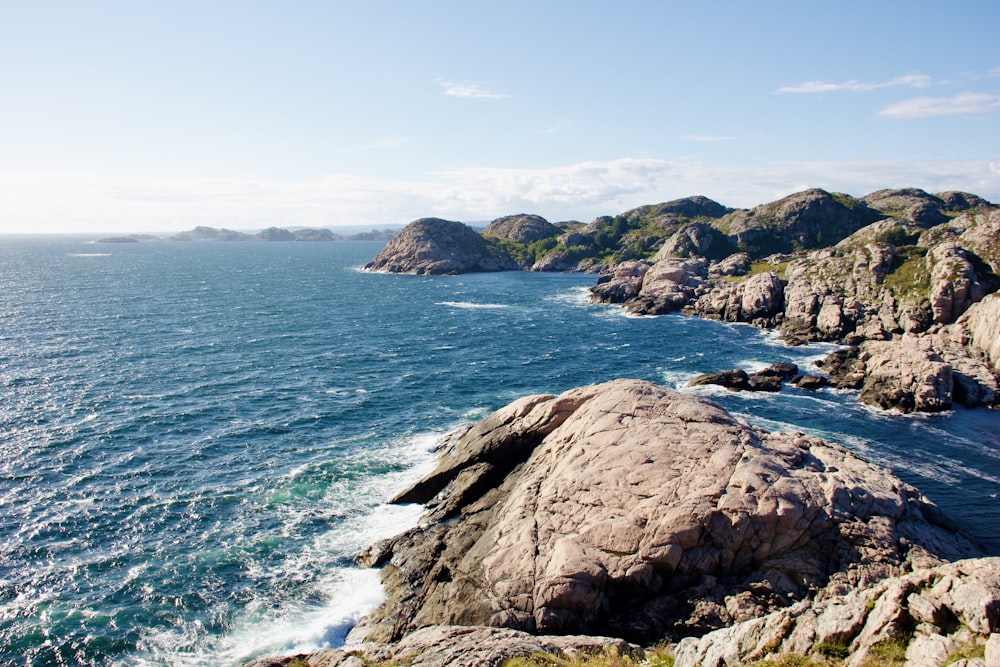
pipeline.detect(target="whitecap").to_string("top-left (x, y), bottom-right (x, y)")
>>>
top-left (435, 301), bottom-right (509, 310)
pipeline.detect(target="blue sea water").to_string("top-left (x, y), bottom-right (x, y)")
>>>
top-left (1, 237), bottom-right (998, 666)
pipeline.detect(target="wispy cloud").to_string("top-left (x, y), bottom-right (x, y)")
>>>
top-left (3, 158), bottom-right (997, 234)
top-left (438, 79), bottom-right (510, 99)
top-left (878, 92), bottom-right (1000, 118)
top-left (779, 74), bottom-right (933, 94)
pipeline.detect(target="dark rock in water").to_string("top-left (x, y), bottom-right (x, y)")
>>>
top-left (365, 218), bottom-right (519, 275)
top-left (817, 347), bottom-right (866, 389)
top-left (689, 364), bottom-right (799, 392)
top-left (687, 369), bottom-right (750, 391)
top-left (788, 374), bottom-right (829, 390)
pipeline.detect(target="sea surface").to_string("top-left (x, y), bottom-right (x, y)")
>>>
top-left (1, 237), bottom-right (998, 666)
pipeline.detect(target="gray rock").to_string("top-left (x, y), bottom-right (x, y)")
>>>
top-left (860, 188), bottom-right (949, 227)
top-left (675, 558), bottom-right (1000, 667)
top-left (483, 214), bottom-right (561, 244)
top-left (365, 218), bottom-right (519, 274)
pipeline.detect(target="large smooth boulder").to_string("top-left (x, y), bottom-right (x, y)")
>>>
top-left (352, 380), bottom-right (979, 645)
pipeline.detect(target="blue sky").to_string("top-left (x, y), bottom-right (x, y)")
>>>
top-left (1, 1), bottom-right (998, 233)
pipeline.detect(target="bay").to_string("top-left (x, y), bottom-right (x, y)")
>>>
top-left (1, 238), bottom-right (997, 666)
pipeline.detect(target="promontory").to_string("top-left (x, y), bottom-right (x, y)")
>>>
top-left (246, 379), bottom-right (998, 667)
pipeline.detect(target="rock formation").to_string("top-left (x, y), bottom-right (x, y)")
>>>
top-left (583, 189), bottom-right (999, 412)
top-left (246, 380), bottom-right (993, 667)
top-left (365, 218), bottom-right (519, 274)
top-left (675, 557), bottom-right (1000, 667)
top-left (350, 381), bottom-right (979, 645)
top-left (483, 214), bottom-right (562, 245)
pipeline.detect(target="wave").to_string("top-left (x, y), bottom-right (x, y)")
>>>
top-left (435, 301), bottom-right (509, 310)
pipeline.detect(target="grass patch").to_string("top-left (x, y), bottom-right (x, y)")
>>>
top-left (945, 636), bottom-right (985, 663)
top-left (504, 645), bottom-right (669, 667)
top-left (859, 637), bottom-right (907, 666)
top-left (749, 654), bottom-right (821, 667)
top-left (814, 640), bottom-right (850, 658)
top-left (882, 245), bottom-right (930, 297)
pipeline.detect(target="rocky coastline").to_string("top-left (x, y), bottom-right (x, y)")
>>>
top-left (246, 380), bottom-right (999, 667)
top-left (364, 188), bottom-right (1000, 415)
top-left (244, 188), bottom-right (1000, 666)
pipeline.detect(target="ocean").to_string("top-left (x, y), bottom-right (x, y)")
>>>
top-left (1, 237), bottom-right (998, 666)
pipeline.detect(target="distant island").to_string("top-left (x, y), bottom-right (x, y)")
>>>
top-left (94, 226), bottom-right (400, 243)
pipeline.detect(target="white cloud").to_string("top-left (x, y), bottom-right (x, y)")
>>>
top-left (2, 158), bottom-right (997, 234)
top-left (878, 92), bottom-right (1000, 118)
top-left (438, 80), bottom-right (510, 99)
top-left (779, 74), bottom-right (934, 93)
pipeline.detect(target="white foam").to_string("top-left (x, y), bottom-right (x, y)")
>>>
top-left (133, 425), bottom-right (452, 667)
top-left (435, 301), bottom-right (509, 310)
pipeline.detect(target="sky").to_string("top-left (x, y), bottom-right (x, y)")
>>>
top-left (1, 0), bottom-right (998, 234)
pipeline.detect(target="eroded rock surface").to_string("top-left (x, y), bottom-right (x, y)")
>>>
top-left (674, 557), bottom-right (1000, 667)
top-left (350, 380), bottom-right (979, 646)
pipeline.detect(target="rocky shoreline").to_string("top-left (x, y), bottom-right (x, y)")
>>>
top-left (365, 188), bottom-right (1000, 414)
top-left (244, 189), bottom-right (1000, 666)
top-left (246, 380), bottom-right (998, 666)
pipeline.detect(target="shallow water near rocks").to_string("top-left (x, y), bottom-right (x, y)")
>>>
top-left (1, 238), bottom-right (998, 666)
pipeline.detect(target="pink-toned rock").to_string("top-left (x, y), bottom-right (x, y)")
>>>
top-left (353, 380), bottom-right (978, 645)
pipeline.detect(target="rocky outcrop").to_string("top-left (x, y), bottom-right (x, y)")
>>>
top-left (365, 218), bottom-right (519, 274)
top-left (687, 363), bottom-right (806, 392)
top-left (348, 380), bottom-right (979, 647)
top-left (717, 189), bottom-right (875, 256)
top-left (246, 380), bottom-right (995, 667)
top-left (819, 296), bottom-right (1000, 411)
top-left (244, 626), bottom-right (640, 667)
top-left (860, 188), bottom-right (951, 227)
top-left (483, 214), bottom-right (562, 244)
top-left (675, 557), bottom-right (1000, 667)
top-left (589, 261), bottom-right (652, 303)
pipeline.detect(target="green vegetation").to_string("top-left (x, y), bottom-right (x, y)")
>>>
top-left (814, 640), bottom-right (850, 658)
top-left (504, 647), bottom-right (638, 667)
top-left (749, 654), bottom-right (820, 667)
top-left (872, 226), bottom-right (918, 246)
top-left (945, 636), bottom-right (985, 663)
top-left (502, 645), bottom-right (673, 667)
top-left (860, 637), bottom-right (908, 666)
top-left (882, 245), bottom-right (931, 297)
